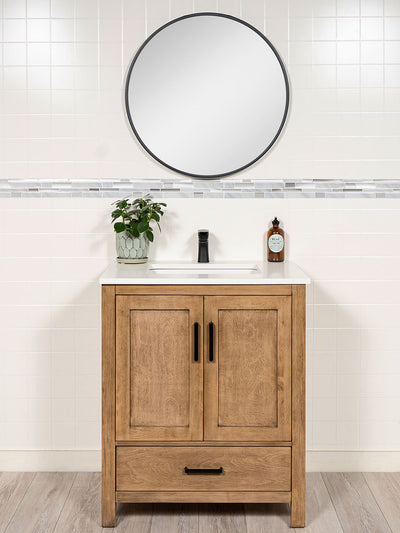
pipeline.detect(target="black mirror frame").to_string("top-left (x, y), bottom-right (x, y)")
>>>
top-left (125, 12), bottom-right (290, 179)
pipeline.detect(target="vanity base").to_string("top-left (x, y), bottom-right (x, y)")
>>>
top-left (115, 491), bottom-right (292, 503)
top-left (101, 283), bottom-right (306, 529)
top-left (104, 491), bottom-right (303, 528)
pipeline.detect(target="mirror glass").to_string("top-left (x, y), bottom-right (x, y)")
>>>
top-left (125, 13), bottom-right (289, 178)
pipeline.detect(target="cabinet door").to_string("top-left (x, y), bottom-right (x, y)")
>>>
top-left (204, 296), bottom-right (291, 441)
top-left (116, 295), bottom-right (203, 441)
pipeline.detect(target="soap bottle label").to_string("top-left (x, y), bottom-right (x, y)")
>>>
top-left (268, 234), bottom-right (284, 253)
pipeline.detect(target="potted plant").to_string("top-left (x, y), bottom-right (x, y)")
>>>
top-left (111, 195), bottom-right (167, 263)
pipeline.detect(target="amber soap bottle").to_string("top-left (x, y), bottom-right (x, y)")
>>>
top-left (267, 217), bottom-right (284, 262)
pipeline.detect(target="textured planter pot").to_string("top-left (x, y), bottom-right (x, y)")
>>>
top-left (116, 231), bottom-right (149, 263)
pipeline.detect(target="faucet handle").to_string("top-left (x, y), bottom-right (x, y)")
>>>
top-left (198, 229), bottom-right (209, 241)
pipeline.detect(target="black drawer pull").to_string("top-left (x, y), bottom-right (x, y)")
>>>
top-left (209, 322), bottom-right (214, 362)
top-left (194, 322), bottom-right (199, 362)
top-left (184, 467), bottom-right (223, 475)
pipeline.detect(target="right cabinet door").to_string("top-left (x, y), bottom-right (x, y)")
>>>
top-left (204, 295), bottom-right (292, 441)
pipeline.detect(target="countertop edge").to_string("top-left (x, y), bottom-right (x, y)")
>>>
top-left (98, 261), bottom-right (311, 285)
top-left (99, 279), bottom-right (310, 285)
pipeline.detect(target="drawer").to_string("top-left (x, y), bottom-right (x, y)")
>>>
top-left (116, 446), bottom-right (291, 492)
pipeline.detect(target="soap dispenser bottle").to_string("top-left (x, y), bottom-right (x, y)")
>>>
top-left (267, 217), bottom-right (284, 262)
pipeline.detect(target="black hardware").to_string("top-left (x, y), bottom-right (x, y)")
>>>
top-left (194, 322), bottom-right (199, 362)
top-left (198, 229), bottom-right (209, 263)
top-left (209, 322), bottom-right (214, 362)
top-left (184, 467), bottom-right (223, 475)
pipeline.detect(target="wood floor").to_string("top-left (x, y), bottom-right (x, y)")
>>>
top-left (0, 472), bottom-right (399, 532)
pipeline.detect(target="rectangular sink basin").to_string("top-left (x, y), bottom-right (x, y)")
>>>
top-left (149, 263), bottom-right (261, 275)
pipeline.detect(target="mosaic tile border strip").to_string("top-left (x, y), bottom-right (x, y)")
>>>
top-left (1, 178), bottom-right (400, 198)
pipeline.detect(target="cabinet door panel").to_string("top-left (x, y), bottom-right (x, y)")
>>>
top-left (130, 310), bottom-right (189, 428)
top-left (116, 295), bottom-right (203, 441)
top-left (204, 296), bottom-right (291, 441)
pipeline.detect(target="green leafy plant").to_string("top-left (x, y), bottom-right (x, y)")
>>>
top-left (111, 195), bottom-right (167, 243)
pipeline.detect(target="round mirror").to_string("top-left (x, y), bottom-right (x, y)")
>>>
top-left (125, 13), bottom-right (289, 178)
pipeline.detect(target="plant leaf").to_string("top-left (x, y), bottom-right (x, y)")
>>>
top-left (114, 222), bottom-right (126, 233)
top-left (128, 227), bottom-right (140, 238)
top-left (111, 197), bottom-right (166, 233)
top-left (146, 230), bottom-right (154, 242)
top-left (137, 220), bottom-right (149, 233)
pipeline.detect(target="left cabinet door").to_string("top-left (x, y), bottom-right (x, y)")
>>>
top-left (116, 295), bottom-right (203, 441)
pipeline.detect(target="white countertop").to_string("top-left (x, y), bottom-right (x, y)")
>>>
top-left (99, 261), bottom-right (310, 285)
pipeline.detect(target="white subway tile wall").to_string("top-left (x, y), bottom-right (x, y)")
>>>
top-left (0, 198), bottom-right (400, 452)
top-left (0, 0), bottom-right (399, 179)
top-left (0, 0), bottom-right (400, 456)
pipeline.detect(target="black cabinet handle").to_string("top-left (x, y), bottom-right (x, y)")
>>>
top-left (184, 467), bottom-right (223, 475)
top-left (209, 322), bottom-right (214, 362)
top-left (194, 322), bottom-right (199, 362)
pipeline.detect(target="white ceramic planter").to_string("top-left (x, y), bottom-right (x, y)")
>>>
top-left (116, 231), bottom-right (149, 263)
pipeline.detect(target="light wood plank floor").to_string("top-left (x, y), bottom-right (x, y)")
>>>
top-left (0, 472), bottom-right (398, 532)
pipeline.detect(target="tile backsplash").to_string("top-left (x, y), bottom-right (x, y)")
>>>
top-left (2, 177), bottom-right (400, 198)
top-left (1, 0), bottom-right (400, 465)
top-left (1, 197), bottom-right (400, 454)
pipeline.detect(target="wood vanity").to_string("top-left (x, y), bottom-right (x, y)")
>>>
top-left (100, 263), bottom-right (308, 527)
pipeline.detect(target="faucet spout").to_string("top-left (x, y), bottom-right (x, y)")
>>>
top-left (198, 230), bottom-right (209, 263)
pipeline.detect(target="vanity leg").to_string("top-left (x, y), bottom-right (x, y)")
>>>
top-left (291, 489), bottom-right (305, 528)
top-left (291, 285), bottom-right (306, 528)
top-left (102, 499), bottom-right (116, 528)
top-left (102, 286), bottom-right (116, 527)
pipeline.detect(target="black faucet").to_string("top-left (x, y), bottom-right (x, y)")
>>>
top-left (198, 230), bottom-right (209, 263)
